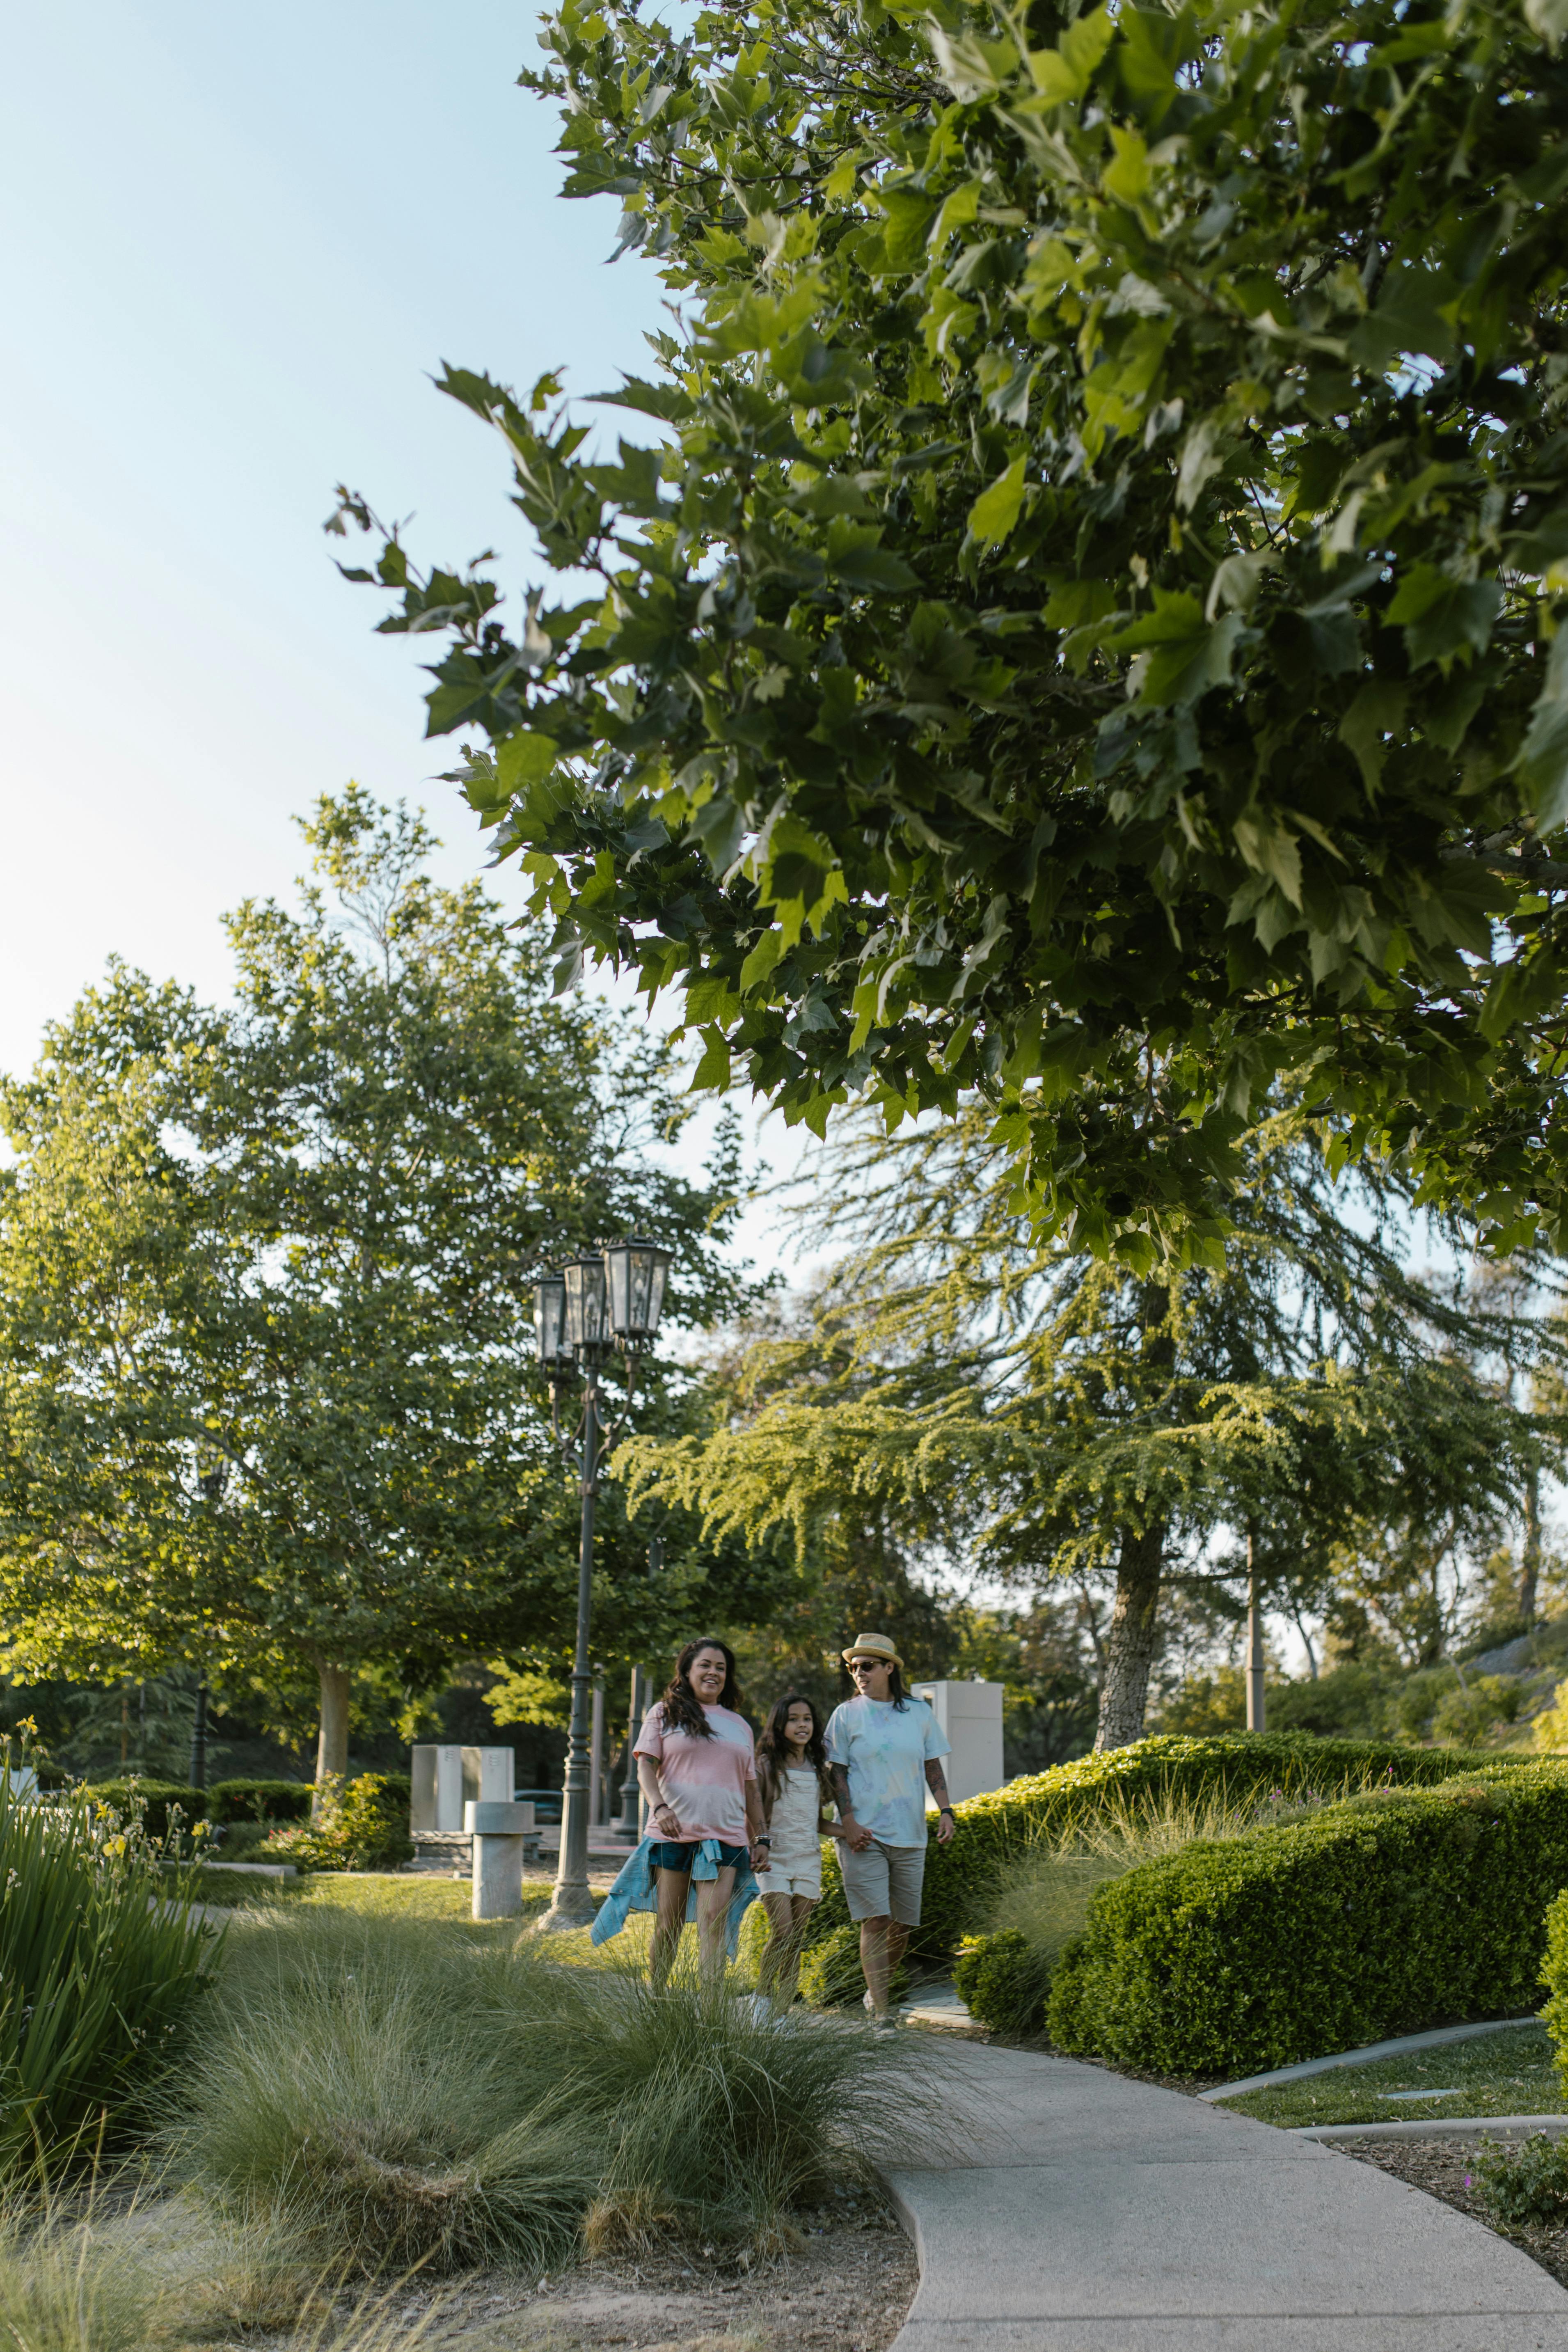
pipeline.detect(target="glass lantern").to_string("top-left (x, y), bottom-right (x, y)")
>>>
top-left (533, 1273), bottom-right (569, 1367)
top-left (603, 1234), bottom-right (673, 1348)
top-left (563, 1252), bottom-right (611, 1353)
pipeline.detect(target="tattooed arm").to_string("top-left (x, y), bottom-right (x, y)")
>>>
top-left (831, 1762), bottom-right (873, 1851)
top-left (926, 1758), bottom-right (957, 1844)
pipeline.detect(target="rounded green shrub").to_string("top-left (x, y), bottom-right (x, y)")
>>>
top-left (1048, 1762), bottom-right (1568, 2078)
top-left (953, 1928), bottom-right (1051, 2036)
top-left (206, 1777), bottom-right (311, 1827)
top-left (79, 1778), bottom-right (206, 1840)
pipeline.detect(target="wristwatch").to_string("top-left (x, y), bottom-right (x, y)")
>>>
top-left (756, 1834), bottom-right (772, 1845)
top-left (939, 1807), bottom-right (954, 1818)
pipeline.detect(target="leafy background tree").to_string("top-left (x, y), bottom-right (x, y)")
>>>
top-left (0, 792), bottom-right (787, 1793)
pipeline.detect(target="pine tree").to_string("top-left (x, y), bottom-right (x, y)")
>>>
top-left (623, 1108), bottom-right (1559, 1744)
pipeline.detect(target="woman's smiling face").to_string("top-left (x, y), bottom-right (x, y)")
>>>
top-left (688, 1646), bottom-right (727, 1703)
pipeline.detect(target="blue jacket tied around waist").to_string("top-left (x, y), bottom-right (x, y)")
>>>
top-left (590, 1834), bottom-right (759, 1960)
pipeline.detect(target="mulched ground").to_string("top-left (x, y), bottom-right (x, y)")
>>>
top-left (1335, 2137), bottom-right (1568, 2293)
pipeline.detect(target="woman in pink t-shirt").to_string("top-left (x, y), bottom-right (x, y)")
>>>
top-left (634, 1636), bottom-right (769, 1985)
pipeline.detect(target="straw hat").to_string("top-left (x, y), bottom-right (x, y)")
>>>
top-left (842, 1630), bottom-right (903, 1670)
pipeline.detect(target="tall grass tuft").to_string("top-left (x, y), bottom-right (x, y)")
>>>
top-left (0, 1749), bottom-right (218, 2175)
top-left (170, 1908), bottom-right (939, 2274)
top-left (964, 1783), bottom-right (1344, 2031)
top-left (0, 2189), bottom-right (456, 2350)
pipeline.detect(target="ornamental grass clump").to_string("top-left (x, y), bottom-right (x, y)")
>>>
top-left (171, 1906), bottom-right (932, 2273)
top-left (0, 1750), bottom-right (217, 2175)
top-left (956, 1787), bottom-right (1274, 2034)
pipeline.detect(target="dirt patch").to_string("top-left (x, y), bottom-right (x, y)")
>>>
top-left (1338, 2136), bottom-right (1568, 2293)
top-left (424, 2206), bottom-right (915, 2352)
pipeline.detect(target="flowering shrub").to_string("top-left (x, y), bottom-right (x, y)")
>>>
top-left (1471, 2133), bottom-right (1568, 2231)
top-left (258, 1773), bottom-right (412, 1872)
top-left (0, 1743), bottom-right (216, 2170)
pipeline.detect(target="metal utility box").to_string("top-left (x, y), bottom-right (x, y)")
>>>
top-left (912, 1679), bottom-right (1005, 1806)
top-left (410, 1745), bottom-right (514, 1834)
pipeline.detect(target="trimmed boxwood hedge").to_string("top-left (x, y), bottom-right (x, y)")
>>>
top-left (79, 1778), bottom-right (207, 1839)
top-left (206, 1777), bottom-right (312, 1826)
top-left (1541, 1887), bottom-right (1568, 2093)
top-left (801, 1733), bottom-right (1514, 1981)
top-left (1046, 1762), bottom-right (1568, 2077)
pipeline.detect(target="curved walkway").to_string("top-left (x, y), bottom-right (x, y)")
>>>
top-left (884, 2040), bottom-right (1568, 2350)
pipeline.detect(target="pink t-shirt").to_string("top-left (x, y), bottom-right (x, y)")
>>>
top-left (634, 1702), bottom-right (756, 1843)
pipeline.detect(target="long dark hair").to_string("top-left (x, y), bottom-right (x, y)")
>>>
top-left (757, 1690), bottom-right (831, 1812)
top-left (658, 1636), bottom-right (742, 1738)
top-left (848, 1659), bottom-right (911, 1711)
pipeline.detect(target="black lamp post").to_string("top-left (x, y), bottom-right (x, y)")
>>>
top-left (536, 1235), bottom-right (673, 1928)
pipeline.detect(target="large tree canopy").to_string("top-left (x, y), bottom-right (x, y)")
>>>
top-left (0, 793), bottom-right (781, 1785)
top-left (336, 0), bottom-right (1568, 1263)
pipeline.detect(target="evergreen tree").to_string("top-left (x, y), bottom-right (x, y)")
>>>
top-left (623, 1108), bottom-right (1559, 1743)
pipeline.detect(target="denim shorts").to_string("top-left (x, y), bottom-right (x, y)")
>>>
top-left (649, 1839), bottom-right (749, 1873)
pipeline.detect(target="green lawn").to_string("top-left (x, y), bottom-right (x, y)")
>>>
top-left (195, 1866), bottom-right (558, 1920)
top-left (1218, 2023), bottom-right (1563, 2127)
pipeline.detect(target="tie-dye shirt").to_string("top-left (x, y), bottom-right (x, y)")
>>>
top-left (822, 1695), bottom-right (950, 1847)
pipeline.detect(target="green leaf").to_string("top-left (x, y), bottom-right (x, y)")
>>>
top-left (689, 1025), bottom-right (733, 1092)
top-left (1114, 591), bottom-right (1243, 708)
top-left (879, 189), bottom-right (937, 271)
top-left (1386, 565), bottom-right (1502, 669)
top-left (1518, 631), bottom-right (1568, 832)
top-left (1339, 682), bottom-right (1410, 796)
top-left (497, 732), bottom-right (560, 790)
top-left (968, 457), bottom-right (1028, 547)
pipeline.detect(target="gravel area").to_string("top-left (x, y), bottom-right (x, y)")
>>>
top-left (1339, 2135), bottom-right (1568, 2294)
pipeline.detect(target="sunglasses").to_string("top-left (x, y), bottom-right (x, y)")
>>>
top-left (850, 1658), bottom-right (889, 1672)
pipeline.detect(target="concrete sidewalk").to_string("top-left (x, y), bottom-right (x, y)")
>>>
top-left (884, 2040), bottom-right (1568, 2350)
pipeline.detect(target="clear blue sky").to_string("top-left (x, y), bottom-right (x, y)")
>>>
top-left (1, 0), bottom-right (672, 1065)
top-left (0, 0), bottom-right (809, 1266)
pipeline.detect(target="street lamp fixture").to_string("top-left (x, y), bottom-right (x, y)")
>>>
top-left (604, 1235), bottom-right (673, 1351)
top-left (533, 1235), bottom-right (673, 1928)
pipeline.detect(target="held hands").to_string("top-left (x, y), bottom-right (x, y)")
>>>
top-left (750, 1840), bottom-right (772, 1872)
top-left (842, 1814), bottom-right (875, 1853)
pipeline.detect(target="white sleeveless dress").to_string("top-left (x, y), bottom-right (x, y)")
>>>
top-left (766, 1765), bottom-right (828, 1898)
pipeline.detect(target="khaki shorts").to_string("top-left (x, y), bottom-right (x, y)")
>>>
top-left (838, 1837), bottom-right (925, 1926)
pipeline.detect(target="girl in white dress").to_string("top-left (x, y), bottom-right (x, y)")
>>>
top-left (755, 1692), bottom-right (842, 2002)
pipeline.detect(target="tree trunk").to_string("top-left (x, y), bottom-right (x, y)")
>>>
top-left (1522, 1463), bottom-right (1543, 1625)
top-left (1245, 1522), bottom-right (1266, 1734)
top-left (1094, 1523), bottom-right (1165, 1751)
top-left (314, 1660), bottom-right (351, 1813)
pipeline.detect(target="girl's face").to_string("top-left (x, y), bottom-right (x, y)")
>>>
top-left (688, 1646), bottom-right (728, 1704)
top-left (784, 1701), bottom-right (815, 1753)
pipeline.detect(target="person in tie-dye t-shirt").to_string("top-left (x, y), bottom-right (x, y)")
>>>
top-left (822, 1631), bottom-right (955, 2022)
